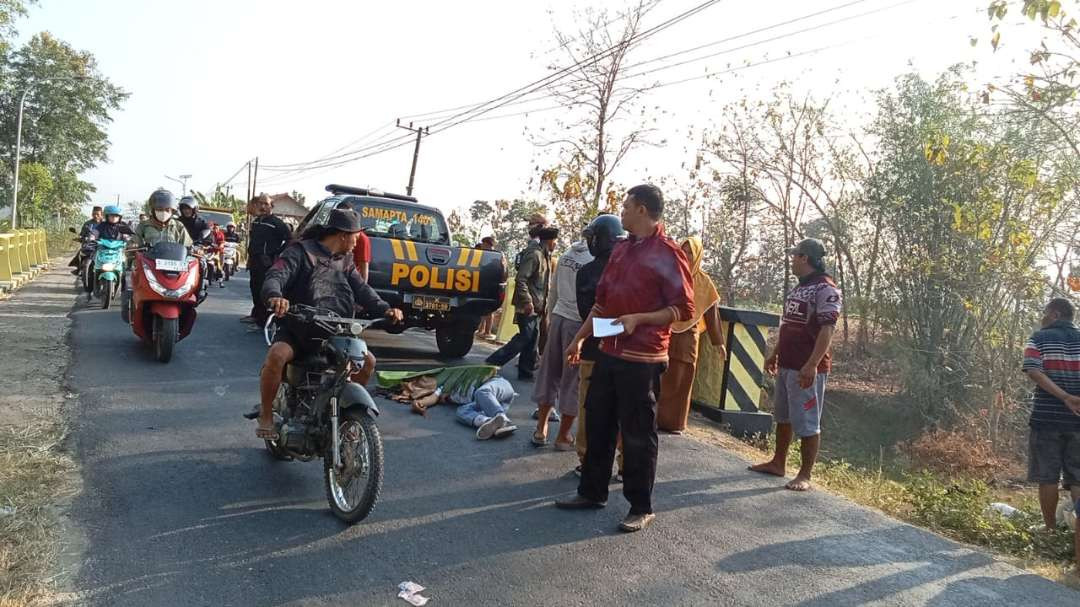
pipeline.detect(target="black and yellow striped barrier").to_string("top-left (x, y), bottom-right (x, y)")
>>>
top-left (692, 307), bottom-right (780, 436)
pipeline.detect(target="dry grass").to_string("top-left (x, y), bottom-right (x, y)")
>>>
top-left (0, 420), bottom-right (76, 607)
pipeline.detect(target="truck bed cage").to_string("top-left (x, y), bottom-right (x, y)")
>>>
top-left (325, 184), bottom-right (418, 203)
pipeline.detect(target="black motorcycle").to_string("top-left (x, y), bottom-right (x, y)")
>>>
top-left (68, 227), bottom-right (98, 293)
top-left (262, 304), bottom-right (384, 523)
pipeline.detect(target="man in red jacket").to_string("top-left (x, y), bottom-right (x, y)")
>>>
top-left (557, 184), bottom-right (695, 533)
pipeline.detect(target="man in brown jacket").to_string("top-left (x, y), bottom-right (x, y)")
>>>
top-left (486, 225), bottom-right (559, 380)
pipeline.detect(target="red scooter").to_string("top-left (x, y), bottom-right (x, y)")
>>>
top-left (122, 241), bottom-right (202, 362)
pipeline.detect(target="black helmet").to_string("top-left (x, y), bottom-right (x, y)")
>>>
top-left (148, 189), bottom-right (177, 210)
top-left (178, 196), bottom-right (197, 212)
top-left (583, 214), bottom-right (626, 258)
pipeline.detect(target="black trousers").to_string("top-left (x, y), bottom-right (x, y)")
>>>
top-left (485, 314), bottom-right (539, 374)
top-left (248, 254), bottom-right (270, 323)
top-left (578, 352), bottom-right (665, 514)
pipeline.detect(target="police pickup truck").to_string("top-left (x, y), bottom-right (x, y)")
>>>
top-left (296, 184), bottom-right (507, 358)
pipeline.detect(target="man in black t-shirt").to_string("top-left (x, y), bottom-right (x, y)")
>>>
top-left (243, 194), bottom-right (293, 326)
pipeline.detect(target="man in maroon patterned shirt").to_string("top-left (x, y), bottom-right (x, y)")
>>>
top-left (751, 238), bottom-right (842, 492)
top-left (556, 184), bottom-right (695, 533)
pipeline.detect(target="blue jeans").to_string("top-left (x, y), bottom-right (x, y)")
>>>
top-left (485, 314), bottom-right (539, 375)
top-left (455, 377), bottom-right (517, 427)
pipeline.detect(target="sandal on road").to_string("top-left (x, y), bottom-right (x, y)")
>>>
top-left (532, 430), bottom-right (549, 447)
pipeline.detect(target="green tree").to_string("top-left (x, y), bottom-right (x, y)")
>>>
top-left (865, 67), bottom-right (1075, 419)
top-left (14, 161), bottom-right (51, 224)
top-left (0, 31), bottom-right (127, 224)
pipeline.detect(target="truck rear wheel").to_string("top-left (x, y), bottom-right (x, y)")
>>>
top-left (436, 319), bottom-right (477, 359)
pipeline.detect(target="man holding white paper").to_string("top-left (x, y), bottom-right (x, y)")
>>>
top-left (556, 184), bottom-right (695, 533)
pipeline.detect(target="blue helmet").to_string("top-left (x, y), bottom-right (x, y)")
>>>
top-left (103, 205), bottom-right (123, 217)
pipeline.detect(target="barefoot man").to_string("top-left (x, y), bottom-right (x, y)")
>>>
top-left (750, 238), bottom-right (842, 491)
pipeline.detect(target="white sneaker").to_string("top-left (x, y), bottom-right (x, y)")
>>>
top-left (493, 421), bottom-right (517, 439)
top-left (476, 414), bottom-right (508, 440)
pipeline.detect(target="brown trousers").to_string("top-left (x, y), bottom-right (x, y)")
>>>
top-left (656, 329), bottom-right (701, 432)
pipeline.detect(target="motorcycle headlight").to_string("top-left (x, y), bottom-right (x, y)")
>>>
top-left (143, 261), bottom-right (200, 298)
top-left (101, 263), bottom-right (116, 273)
top-left (143, 262), bottom-right (170, 297)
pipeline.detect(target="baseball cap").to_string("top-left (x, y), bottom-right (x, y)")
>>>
top-left (527, 213), bottom-right (548, 227)
top-left (786, 238), bottom-right (827, 260)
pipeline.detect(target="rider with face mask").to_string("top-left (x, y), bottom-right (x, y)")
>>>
top-left (134, 189), bottom-right (193, 248)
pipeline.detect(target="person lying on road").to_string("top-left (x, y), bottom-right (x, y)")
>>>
top-left (409, 375), bottom-right (519, 440)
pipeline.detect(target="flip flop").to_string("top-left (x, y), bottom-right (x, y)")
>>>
top-left (554, 439), bottom-right (575, 451)
top-left (532, 430), bottom-right (549, 446)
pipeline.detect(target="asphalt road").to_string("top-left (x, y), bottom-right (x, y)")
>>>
top-left (63, 273), bottom-right (1080, 606)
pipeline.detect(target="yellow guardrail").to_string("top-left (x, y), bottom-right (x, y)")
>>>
top-left (494, 277), bottom-right (518, 343)
top-left (0, 229), bottom-right (49, 294)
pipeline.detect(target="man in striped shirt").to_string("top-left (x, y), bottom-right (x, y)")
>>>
top-left (1022, 298), bottom-right (1080, 565)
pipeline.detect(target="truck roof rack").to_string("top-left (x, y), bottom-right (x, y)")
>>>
top-left (325, 184), bottom-right (418, 203)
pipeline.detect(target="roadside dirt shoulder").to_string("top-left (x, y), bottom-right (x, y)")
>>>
top-left (0, 262), bottom-right (83, 606)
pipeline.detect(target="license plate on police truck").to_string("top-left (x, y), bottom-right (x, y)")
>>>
top-left (411, 295), bottom-right (451, 312)
top-left (155, 258), bottom-right (187, 272)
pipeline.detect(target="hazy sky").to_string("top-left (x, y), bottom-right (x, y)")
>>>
top-left (17, 0), bottom-right (1032, 215)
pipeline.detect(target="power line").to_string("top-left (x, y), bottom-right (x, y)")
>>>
top-left (254, 0), bottom-right (947, 187)
top-left (259, 0), bottom-right (727, 172)
top-left (259, 0), bottom-right (902, 174)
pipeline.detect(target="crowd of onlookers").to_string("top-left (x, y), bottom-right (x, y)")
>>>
top-left (476, 182), bottom-right (1080, 560)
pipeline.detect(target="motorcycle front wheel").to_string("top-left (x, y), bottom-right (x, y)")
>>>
top-left (324, 410), bottom-right (383, 524)
top-left (154, 316), bottom-right (178, 363)
top-left (100, 279), bottom-right (114, 310)
top-left (82, 260), bottom-right (94, 293)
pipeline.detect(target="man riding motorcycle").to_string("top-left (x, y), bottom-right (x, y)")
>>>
top-left (134, 189), bottom-right (192, 247)
top-left (224, 222), bottom-right (241, 243)
top-left (177, 196), bottom-right (209, 243)
top-left (69, 206), bottom-right (104, 274)
top-left (246, 209), bottom-right (403, 440)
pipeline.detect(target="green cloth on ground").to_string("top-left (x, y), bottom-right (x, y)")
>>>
top-left (376, 365), bottom-right (499, 397)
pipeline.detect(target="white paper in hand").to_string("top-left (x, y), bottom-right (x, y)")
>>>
top-left (593, 317), bottom-right (625, 338)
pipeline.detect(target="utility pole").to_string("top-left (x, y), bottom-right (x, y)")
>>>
top-left (397, 120), bottom-right (429, 197)
top-left (246, 160), bottom-right (252, 202)
top-left (251, 157), bottom-right (259, 198)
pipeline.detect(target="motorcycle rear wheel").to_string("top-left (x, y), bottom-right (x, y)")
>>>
top-left (154, 316), bottom-right (177, 363)
top-left (324, 410), bottom-right (383, 524)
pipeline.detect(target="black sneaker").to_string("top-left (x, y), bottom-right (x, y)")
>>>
top-left (555, 495), bottom-right (606, 510)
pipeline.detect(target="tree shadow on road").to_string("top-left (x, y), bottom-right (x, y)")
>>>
top-left (714, 525), bottom-right (1080, 606)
